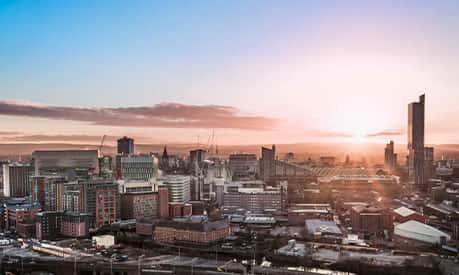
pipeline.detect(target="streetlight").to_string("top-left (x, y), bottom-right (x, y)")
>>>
top-left (138, 254), bottom-right (145, 275)
top-left (110, 254), bottom-right (116, 275)
top-left (73, 254), bottom-right (77, 275)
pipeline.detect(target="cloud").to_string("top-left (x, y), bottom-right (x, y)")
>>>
top-left (312, 131), bottom-right (354, 138)
top-left (0, 131), bottom-right (21, 135)
top-left (0, 134), bottom-right (164, 144)
top-left (0, 101), bottom-right (278, 130)
top-left (0, 134), bottom-right (116, 143)
top-left (365, 130), bottom-right (403, 138)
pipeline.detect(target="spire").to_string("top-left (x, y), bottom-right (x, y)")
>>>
top-left (162, 145), bottom-right (169, 159)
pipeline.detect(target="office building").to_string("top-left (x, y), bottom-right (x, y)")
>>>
top-left (32, 150), bottom-right (99, 178)
top-left (223, 183), bottom-right (284, 214)
top-left (120, 155), bottom-right (155, 181)
top-left (229, 153), bottom-right (258, 180)
top-left (408, 94), bottom-right (425, 187)
top-left (159, 175), bottom-right (190, 203)
top-left (384, 140), bottom-right (397, 171)
top-left (260, 145), bottom-right (276, 182)
top-left (31, 176), bottom-right (66, 211)
top-left (117, 136), bottom-right (134, 156)
top-left (2, 163), bottom-right (33, 197)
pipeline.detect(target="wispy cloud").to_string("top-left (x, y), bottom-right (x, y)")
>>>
top-left (0, 134), bottom-right (163, 144)
top-left (0, 101), bottom-right (278, 130)
top-left (0, 131), bottom-right (22, 135)
top-left (312, 131), bottom-right (354, 138)
top-left (365, 130), bottom-right (403, 138)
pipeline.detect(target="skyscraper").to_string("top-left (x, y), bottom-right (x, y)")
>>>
top-left (384, 140), bottom-right (397, 171)
top-left (117, 136), bottom-right (134, 156)
top-left (408, 94), bottom-right (425, 188)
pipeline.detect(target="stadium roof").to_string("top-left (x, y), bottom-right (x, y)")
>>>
top-left (395, 220), bottom-right (449, 239)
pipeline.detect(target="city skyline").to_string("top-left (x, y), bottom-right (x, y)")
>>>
top-left (2, 1), bottom-right (459, 145)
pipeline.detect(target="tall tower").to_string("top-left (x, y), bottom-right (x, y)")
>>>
top-left (408, 94), bottom-right (425, 188)
top-left (384, 140), bottom-right (397, 171)
top-left (117, 136), bottom-right (134, 156)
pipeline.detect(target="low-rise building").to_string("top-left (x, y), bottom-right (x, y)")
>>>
top-left (154, 216), bottom-right (231, 244)
top-left (350, 205), bottom-right (392, 235)
top-left (92, 235), bottom-right (115, 248)
top-left (305, 219), bottom-right (343, 237)
top-left (288, 204), bottom-right (332, 225)
top-left (393, 206), bottom-right (426, 224)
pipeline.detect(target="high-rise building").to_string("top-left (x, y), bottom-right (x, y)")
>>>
top-left (229, 153), bottom-right (258, 180)
top-left (31, 175), bottom-right (66, 211)
top-left (260, 145), bottom-right (276, 182)
top-left (120, 155), bottom-right (155, 181)
top-left (64, 179), bottom-right (119, 228)
top-left (408, 94), bottom-right (425, 187)
top-left (159, 175), bottom-right (190, 203)
top-left (384, 141), bottom-right (397, 171)
top-left (117, 136), bottom-right (134, 156)
top-left (2, 163), bottom-right (33, 197)
top-left (190, 149), bottom-right (207, 174)
top-left (424, 147), bottom-right (435, 181)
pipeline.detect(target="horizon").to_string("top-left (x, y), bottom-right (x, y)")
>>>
top-left (2, 1), bottom-right (459, 145)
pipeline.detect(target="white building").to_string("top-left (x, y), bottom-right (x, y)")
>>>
top-left (394, 220), bottom-right (450, 244)
top-left (158, 175), bottom-right (190, 203)
top-left (92, 235), bottom-right (115, 248)
top-left (117, 179), bottom-right (158, 194)
top-left (3, 162), bottom-right (33, 197)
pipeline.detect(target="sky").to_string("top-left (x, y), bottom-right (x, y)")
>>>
top-left (1, 0), bottom-right (459, 145)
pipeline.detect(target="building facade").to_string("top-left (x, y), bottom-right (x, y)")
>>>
top-left (408, 94), bottom-right (425, 188)
top-left (384, 140), bottom-right (397, 171)
top-left (2, 163), bottom-right (33, 197)
top-left (120, 155), bottom-right (155, 181)
top-left (159, 175), bottom-right (190, 203)
top-left (154, 217), bottom-right (231, 244)
top-left (229, 153), bottom-right (258, 180)
top-left (117, 136), bottom-right (134, 156)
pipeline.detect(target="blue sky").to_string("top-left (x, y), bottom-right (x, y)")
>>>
top-left (1, 0), bottom-right (459, 144)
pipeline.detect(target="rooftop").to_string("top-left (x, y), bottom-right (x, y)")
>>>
top-left (393, 206), bottom-right (416, 217)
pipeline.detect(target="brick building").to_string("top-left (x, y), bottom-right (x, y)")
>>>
top-left (393, 206), bottom-right (426, 224)
top-left (350, 205), bottom-right (392, 235)
top-left (154, 216), bottom-right (231, 244)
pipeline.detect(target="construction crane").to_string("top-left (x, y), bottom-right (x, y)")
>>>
top-left (99, 135), bottom-right (107, 157)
